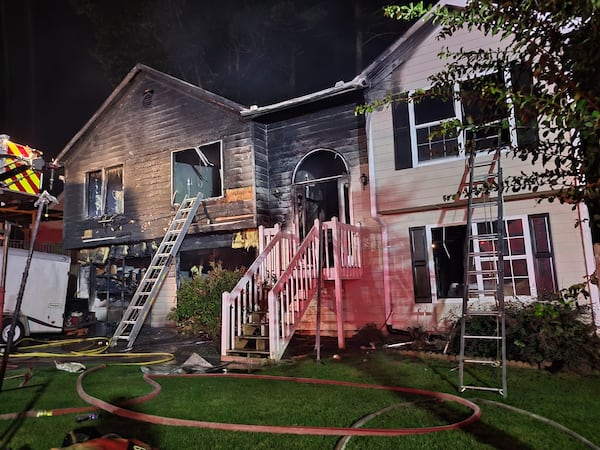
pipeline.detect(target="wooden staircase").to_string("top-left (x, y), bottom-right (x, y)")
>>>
top-left (221, 217), bottom-right (362, 363)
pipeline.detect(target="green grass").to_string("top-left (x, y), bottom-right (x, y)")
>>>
top-left (1, 351), bottom-right (599, 449)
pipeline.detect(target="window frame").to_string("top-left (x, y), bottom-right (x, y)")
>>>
top-left (170, 140), bottom-right (224, 205)
top-left (396, 68), bottom-right (526, 169)
top-left (420, 214), bottom-right (553, 303)
top-left (85, 165), bottom-right (124, 218)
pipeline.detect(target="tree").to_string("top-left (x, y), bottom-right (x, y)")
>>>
top-left (382, 1), bottom-right (600, 284)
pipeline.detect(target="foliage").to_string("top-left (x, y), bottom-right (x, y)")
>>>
top-left (449, 284), bottom-right (600, 372)
top-left (373, 1), bottom-right (600, 246)
top-left (168, 261), bottom-right (244, 345)
top-left (70, 0), bottom-right (409, 105)
top-left (506, 284), bottom-right (600, 372)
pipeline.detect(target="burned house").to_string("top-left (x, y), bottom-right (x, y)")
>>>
top-left (55, 0), bottom-right (599, 361)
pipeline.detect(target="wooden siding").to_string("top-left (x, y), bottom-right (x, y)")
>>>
top-left (362, 22), bottom-right (595, 332)
top-left (263, 97), bottom-right (369, 229)
top-left (62, 70), bottom-right (257, 250)
top-left (253, 123), bottom-right (270, 227)
top-left (381, 199), bottom-right (590, 331)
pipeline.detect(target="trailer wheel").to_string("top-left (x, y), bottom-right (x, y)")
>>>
top-left (1, 318), bottom-right (25, 345)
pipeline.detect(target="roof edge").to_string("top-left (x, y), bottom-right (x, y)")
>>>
top-left (240, 78), bottom-right (368, 118)
top-left (55, 64), bottom-right (246, 165)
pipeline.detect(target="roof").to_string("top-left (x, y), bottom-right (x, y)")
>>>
top-left (55, 64), bottom-right (246, 165)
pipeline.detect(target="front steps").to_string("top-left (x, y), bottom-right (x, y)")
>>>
top-left (223, 311), bottom-right (270, 363)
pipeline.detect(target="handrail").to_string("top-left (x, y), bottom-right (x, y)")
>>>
top-left (322, 218), bottom-right (362, 280)
top-left (268, 219), bottom-right (321, 360)
top-left (221, 225), bottom-right (297, 358)
top-left (222, 219), bottom-right (363, 361)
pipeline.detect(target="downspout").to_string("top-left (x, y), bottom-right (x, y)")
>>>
top-left (577, 202), bottom-right (600, 330)
top-left (366, 113), bottom-right (393, 329)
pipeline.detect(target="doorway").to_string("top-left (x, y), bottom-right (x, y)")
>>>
top-left (293, 150), bottom-right (350, 239)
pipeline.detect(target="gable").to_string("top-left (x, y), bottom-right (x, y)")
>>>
top-left (56, 64), bottom-right (245, 165)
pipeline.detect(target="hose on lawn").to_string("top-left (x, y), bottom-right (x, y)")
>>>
top-left (5, 337), bottom-right (174, 365)
top-left (75, 365), bottom-right (481, 437)
top-left (471, 398), bottom-right (600, 450)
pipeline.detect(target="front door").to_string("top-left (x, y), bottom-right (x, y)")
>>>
top-left (293, 150), bottom-right (349, 239)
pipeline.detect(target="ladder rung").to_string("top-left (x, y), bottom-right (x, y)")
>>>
top-left (464, 335), bottom-right (502, 340)
top-left (473, 160), bottom-right (497, 167)
top-left (471, 200), bottom-right (498, 208)
top-left (461, 385), bottom-right (504, 394)
top-left (469, 250), bottom-right (499, 257)
top-left (462, 359), bottom-right (502, 365)
top-left (465, 310), bottom-right (501, 317)
top-left (468, 269), bottom-right (498, 275)
top-left (473, 233), bottom-right (498, 240)
top-left (467, 290), bottom-right (498, 296)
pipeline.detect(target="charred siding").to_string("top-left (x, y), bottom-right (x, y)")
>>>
top-left (263, 99), bottom-right (367, 226)
top-left (62, 70), bottom-right (255, 250)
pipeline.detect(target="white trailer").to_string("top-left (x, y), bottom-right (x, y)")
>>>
top-left (1, 246), bottom-right (71, 343)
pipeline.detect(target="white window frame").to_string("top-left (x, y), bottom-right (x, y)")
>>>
top-left (427, 215), bottom-right (538, 303)
top-left (408, 69), bottom-right (519, 167)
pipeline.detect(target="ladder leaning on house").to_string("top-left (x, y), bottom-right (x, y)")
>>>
top-left (110, 194), bottom-right (202, 349)
top-left (458, 147), bottom-right (508, 397)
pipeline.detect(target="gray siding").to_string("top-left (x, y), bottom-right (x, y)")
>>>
top-left (62, 70), bottom-right (256, 250)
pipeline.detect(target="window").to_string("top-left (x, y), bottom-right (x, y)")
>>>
top-left (172, 142), bottom-right (222, 204)
top-left (86, 166), bottom-right (123, 217)
top-left (393, 67), bottom-right (536, 169)
top-left (411, 214), bottom-right (556, 302)
top-left (413, 89), bottom-right (460, 161)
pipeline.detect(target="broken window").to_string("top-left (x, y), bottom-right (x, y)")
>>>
top-left (172, 142), bottom-right (222, 204)
top-left (420, 214), bottom-right (556, 301)
top-left (86, 165), bottom-right (123, 218)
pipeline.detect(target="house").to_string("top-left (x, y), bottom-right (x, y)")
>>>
top-left (55, 0), bottom-right (599, 360)
top-left (360, 1), bottom-right (600, 335)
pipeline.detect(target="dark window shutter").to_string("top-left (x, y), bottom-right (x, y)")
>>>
top-left (511, 65), bottom-right (538, 147)
top-left (410, 226), bottom-right (432, 303)
top-left (528, 214), bottom-right (557, 296)
top-left (392, 98), bottom-right (413, 170)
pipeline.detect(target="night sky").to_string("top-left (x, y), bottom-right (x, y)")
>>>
top-left (1, 0), bottom-right (410, 160)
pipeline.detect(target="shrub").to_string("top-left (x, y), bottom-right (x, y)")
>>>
top-left (169, 261), bottom-right (244, 348)
top-left (506, 284), bottom-right (600, 372)
top-left (448, 284), bottom-right (600, 372)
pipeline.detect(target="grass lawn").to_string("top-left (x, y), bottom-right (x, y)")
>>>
top-left (1, 350), bottom-right (598, 449)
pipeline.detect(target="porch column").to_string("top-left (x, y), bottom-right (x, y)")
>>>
top-left (331, 217), bottom-right (345, 349)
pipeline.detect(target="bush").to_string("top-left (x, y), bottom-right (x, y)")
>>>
top-left (449, 284), bottom-right (600, 372)
top-left (506, 284), bottom-right (600, 372)
top-left (169, 261), bottom-right (244, 347)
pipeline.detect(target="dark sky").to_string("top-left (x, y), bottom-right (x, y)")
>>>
top-left (1, 0), bottom-right (410, 160)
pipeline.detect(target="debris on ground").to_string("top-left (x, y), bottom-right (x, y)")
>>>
top-left (55, 361), bottom-right (86, 373)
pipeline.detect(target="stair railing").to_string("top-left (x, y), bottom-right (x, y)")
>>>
top-left (268, 219), bottom-right (322, 360)
top-left (322, 217), bottom-right (362, 280)
top-left (221, 224), bottom-right (297, 358)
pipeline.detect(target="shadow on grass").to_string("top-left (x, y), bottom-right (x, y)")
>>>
top-left (328, 347), bottom-right (534, 450)
top-left (0, 379), bottom-right (50, 449)
top-left (84, 396), bottom-right (158, 447)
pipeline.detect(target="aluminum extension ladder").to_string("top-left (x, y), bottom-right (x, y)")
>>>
top-left (111, 194), bottom-right (202, 349)
top-left (458, 147), bottom-right (507, 397)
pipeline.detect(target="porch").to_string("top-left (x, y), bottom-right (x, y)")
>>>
top-left (221, 217), bottom-right (364, 363)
